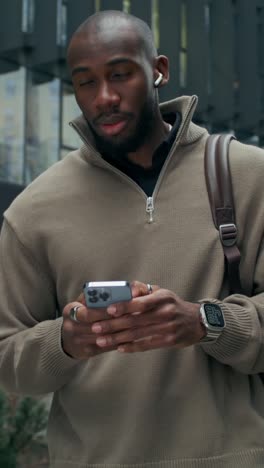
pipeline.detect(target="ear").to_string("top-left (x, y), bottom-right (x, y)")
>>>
top-left (153, 55), bottom-right (170, 88)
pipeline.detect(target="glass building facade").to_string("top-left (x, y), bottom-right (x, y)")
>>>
top-left (0, 0), bottom-right (263, 186)
top-left (0, 68), bottom-right (81, 185)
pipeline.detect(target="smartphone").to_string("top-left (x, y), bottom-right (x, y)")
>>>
top-left (83, 281), bottom-right (132, 308)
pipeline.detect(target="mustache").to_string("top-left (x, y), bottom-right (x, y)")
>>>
top-left (93, 112), bottom-right (133, 125)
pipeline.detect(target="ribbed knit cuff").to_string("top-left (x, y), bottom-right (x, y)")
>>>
top-left (37, 317), bottom-right (80, 377)
top-left (198, 299), bottom-right (253, 361)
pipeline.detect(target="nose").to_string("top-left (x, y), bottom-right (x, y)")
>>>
top-left (95, 81), bottom-right (120, 111)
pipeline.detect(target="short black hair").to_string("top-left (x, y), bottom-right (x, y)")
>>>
top-left (72, 10), bottom-right (157, 61)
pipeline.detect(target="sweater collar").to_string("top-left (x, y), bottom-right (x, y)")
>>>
top-left (69, 95), bottom-right (207, 165)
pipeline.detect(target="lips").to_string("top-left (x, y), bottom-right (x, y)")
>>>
top-left (100, 120), bottom-right (128, 136)
top-left (95, 114), bottom-right (130, 137)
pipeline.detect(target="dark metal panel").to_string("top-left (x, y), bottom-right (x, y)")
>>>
top-left (130, 0), bottom-right (152, 26)
top-left (210, 0), bottom-right (235, 129)
top-left (256, 0), bottom-right (264, 143)
top-left (60, 0), bottom-right (95, 83)
top-left (234, 0), bottom-right (260, 136)
top-left (66, 0), bottom-right (95, 46)
top-left (158, 0), bottom-right (181, 103)
top-left (0, 1), bottom-right (23, 54)
top-left (185, 0), bottom-right (210, 118)
top-left (99, 0), bottom-right (123, 10)
top-left (257, 0), bottom-right (264, 75)
top-left (0, 59), bottom-right (20, 74)
top-left (0, 181), bottom-right (25, 229)
top-left (29, 0), bottom-right (58, 69)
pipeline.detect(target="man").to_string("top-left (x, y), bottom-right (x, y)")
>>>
top-left (0, 10), bottom-right (264, 468)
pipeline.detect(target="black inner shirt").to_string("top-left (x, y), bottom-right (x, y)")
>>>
top-left (102, 112), bottom-right (182, 196)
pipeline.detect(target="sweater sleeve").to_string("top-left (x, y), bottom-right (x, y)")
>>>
top-left (199, 236), bottom-right (264, 375)
top-left (0, 220), bottom-right (80, 395)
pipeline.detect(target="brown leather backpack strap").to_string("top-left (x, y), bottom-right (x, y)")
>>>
top-left (205, 134), bottom-right (243, 294)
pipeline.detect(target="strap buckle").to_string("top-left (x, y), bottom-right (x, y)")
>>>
top-left (219, 223), bottom-right (237, 247)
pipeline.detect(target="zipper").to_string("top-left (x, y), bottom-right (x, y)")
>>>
top-left (146, 95), bottom-right (198, 219)
top-left (146, 197), bottom-right (154, 224)
top-left (70, 119), bottom-right (175, 225)
top-left (69, 97), bottom-right (197, 225)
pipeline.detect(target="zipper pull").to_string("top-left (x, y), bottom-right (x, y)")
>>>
top-left (146, 197), bottom-right (154, 223)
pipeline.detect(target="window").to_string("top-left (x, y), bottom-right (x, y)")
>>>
top-left (0, 67), bottom-right (25, 183)
top-left (24, 72), bottom-right (60, 184)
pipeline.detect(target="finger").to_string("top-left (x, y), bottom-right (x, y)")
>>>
top-left (105, 281), bottom-right (147, 318)
top-left (106, 297), bottom-right (149, 318)
top-left (130, 281), bottom-right (160, 298)
top-left (74, 334), bottom-right (98, 345)
top-left (76, 292), bottom-right (86, 305)
top-left (91, 307), bottom-right (165, 335)
top-left (63, 301), bottom-right (109, 324)
top-left (64, 300), bottom-right (175, 340)
top-left (95, 321), bottom-right (176, 348)
top-left (107, 288), bottom-right (175, 318)
top-left (63, 301), bottom-right (82, 318)
top-left (107, 282), bottom-right (160, 317)
top-left (117, 334), bottom-right (177, 353)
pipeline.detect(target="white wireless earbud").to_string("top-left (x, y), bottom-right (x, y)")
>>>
top-left (154, 72), bottom-right (163, 87)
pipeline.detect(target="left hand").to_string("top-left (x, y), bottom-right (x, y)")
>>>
top-left (88, 281), bottom-right (205, 353)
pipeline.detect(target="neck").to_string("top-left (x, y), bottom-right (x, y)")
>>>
top-left (127, 116), bottom-right (172, 169)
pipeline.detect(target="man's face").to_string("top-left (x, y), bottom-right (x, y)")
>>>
top-left (69, 25), bottom-right (158, 156)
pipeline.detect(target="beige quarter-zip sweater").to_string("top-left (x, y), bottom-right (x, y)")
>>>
top-left (0, 96), bottom-right (264, 467)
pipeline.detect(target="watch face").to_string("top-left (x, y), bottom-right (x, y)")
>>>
top-left (204, 304), bottom-right (225, 328)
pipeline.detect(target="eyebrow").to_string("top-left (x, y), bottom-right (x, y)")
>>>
top-left (71, 58), bottom-right (135, 77)
top-left (72, 66), bottom-right (90, 77)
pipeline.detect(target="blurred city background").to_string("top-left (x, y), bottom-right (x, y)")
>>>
top-left (0, 0), bottom-right (263, 190)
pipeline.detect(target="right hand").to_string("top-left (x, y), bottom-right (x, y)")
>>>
top-left (62, 295), bottom-right (116, 360)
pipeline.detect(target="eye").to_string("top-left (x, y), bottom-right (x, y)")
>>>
top-left (79, 79), bottom-right (95, 87)
top-left (111, 71), bottom-right (131, 81)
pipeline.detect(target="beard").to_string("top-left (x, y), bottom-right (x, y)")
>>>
top-left (86, 93), bottom-right (157, 161)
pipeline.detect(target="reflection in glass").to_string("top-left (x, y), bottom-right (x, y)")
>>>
top-left (62, 84), bottom-right (81, 152)
top-left (180, 2), bottom-right (187, 89)
top-left (57, 1), bottom-right (68, 47)
top-left (24, 72), bottom-right (60, 184)
top-left (152, 0), bottom-right (159, 49)
top-left (22, 0), bottom-right (35, 34)
top-left (123, 0), bottom-right (130, 13)
top-left (0, 67), bottom-right (25, 184)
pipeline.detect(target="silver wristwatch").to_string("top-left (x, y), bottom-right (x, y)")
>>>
top-left (199, 303), bottom-right (225, 342)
